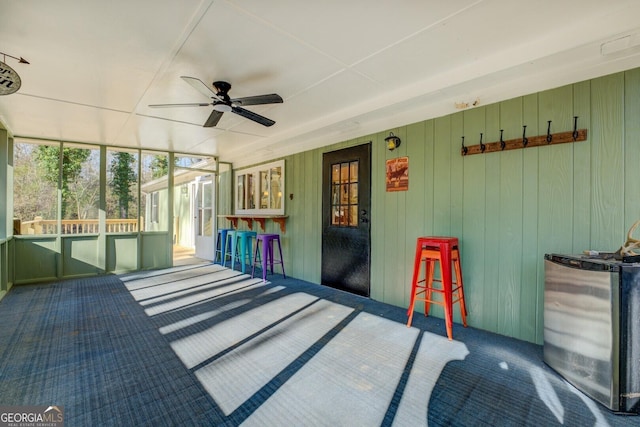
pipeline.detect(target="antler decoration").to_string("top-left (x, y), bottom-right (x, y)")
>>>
top-left (618, 220), bottom-right (640, 256)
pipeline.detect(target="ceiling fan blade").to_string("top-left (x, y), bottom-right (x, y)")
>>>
top-left (181, 76), bottom-right (222, 101)
top-left (231, 94), bottom-right (283, 106)
top-left (203, 110), bottom-right (224, 127)
top-left (231, 106), bottom-right (275, 127)
top-left (149, 102), bottom-right (211, 108)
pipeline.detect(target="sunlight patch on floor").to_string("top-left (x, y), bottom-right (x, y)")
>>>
top-left (188, 295), bottom-right (354, 415)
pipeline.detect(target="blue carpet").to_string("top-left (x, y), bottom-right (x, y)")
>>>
top-left (0, 264), bottom-right (637, 426)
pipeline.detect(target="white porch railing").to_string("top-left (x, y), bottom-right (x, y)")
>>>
top-left (16, 217), bottom-right (140, 235)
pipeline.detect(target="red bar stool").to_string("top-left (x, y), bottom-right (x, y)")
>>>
top-left (252, 233), bottom-right (286, 282)
top-left (407, 236), bottom-right (468, 340)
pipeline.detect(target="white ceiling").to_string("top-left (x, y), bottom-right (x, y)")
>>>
top-left (2, 0), bottom-right (640, 168)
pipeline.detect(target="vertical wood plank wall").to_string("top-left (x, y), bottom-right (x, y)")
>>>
top-left (4, 69), bottom-right (638, 342)
top-left (279, 68), bottom-right (640, 344)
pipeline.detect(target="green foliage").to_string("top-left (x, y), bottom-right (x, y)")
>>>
top-left (151, 155), bottom-right (168, 179)
top-left (13, 143), bottom-right (57, 221)
top-left (109, 152), bottom-right (137, 218)
top-left (35, 145), bottom-right (91, 218)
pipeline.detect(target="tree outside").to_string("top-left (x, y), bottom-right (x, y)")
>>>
top-left (34, 144), bottom-right (97, 219)
top-left (108, 151), bottom-right (138, 219)
top-left (150, 154), bottom-right (168, 179)
top-left (13, 142), bottom-right (58, 222)
top-left (14, 142), bottom-right (170, 234)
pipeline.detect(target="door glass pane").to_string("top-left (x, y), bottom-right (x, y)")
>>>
top-left (350, 162), bottom-right (358, 182)
top-left (197, 183), bottom-right (204, 235)
top-left (350, 183), bottom-right (358, 203)
top-left (203, 181), bottom-right (212, 208)
top-left (332, 164), bottom-right (340, 184)
top-left (332, 183), bottom-right (340, 225)
top-left (201, 209), bottom-right (212, 236)
top-left (197, 180), bottom-right (213, 237)
top-left (340, 163), bottom-right (349, 183)
top-left (330, 160), bottom-right (359, 228)
top-left (341, 182), bottom-right (349, 204)
top-left (349, 205), bottom-right (358, 227)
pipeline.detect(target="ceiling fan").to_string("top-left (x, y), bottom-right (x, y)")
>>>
top-left (149, 76), bottom-right (283, 127)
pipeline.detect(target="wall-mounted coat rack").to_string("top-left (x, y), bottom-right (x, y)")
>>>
top-left (461, 117), bottom-right (587, 156)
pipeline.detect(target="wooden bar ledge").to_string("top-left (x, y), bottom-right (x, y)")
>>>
top-left (219, 215), bottom-right (289, 233)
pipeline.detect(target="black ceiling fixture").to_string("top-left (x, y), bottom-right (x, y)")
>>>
top-left (149, 76), bottom-right (283, 127)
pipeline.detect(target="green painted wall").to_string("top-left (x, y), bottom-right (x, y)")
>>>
top-left (62, 235), bottom-right (102, 277)
top-left (2, 69), bottom-right (639, 343)
top-left (141, 232), bottom-right (171, 270)
top-left (106, 235), bottom-right (138, 273)
top-left (14, 237), bottom-right (59, 283)
top-left (277, 68), bottom-right (640, 344)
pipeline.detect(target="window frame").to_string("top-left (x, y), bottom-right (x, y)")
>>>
top-left (234, 160), bottom-right (285, 215)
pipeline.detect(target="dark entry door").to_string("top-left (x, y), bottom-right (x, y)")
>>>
top-left (321, 143), bottom-right (371, 296)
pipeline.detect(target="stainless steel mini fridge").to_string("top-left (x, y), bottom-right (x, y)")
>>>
top-left (544, 253), bottom-right (640, 414)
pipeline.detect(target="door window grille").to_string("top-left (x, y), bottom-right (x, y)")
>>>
top-left (331, 160), bottom-right (358, 227)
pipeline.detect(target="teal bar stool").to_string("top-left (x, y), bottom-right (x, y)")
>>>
top-left (214, 228), bottom-right (234, 265)
top-left (223, 230), bottom-right (237, 268)
top-left (233, 231), bottom-right (257, 273)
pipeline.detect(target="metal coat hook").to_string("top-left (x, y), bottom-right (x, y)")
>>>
top-left (459, 120), bottom-right (587, 156)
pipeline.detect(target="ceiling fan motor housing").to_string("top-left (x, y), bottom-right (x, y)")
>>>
top-left (213, 81), bottom-right (232, 94)
top-left (212, 81), bottom-right (232, 111)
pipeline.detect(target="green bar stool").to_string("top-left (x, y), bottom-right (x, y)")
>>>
top-left (223, 230), bottom-right (237, 268)
top-left (233, 231), bottom-right (257, 273)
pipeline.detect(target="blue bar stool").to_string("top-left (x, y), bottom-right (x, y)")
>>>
top-left (214, 228), bottom-right (234, 265)
top-left (252, 233), bottom-right (286, 282)
top-left (233, 231), bottom-right (257, 273)
top-left (223, 230), bottom-right (237, 267)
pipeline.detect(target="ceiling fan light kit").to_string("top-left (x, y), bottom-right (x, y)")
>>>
top-left (149, 76), bottom-right (282, 127)
top-left (213, 103), bottom-right (232, 113)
